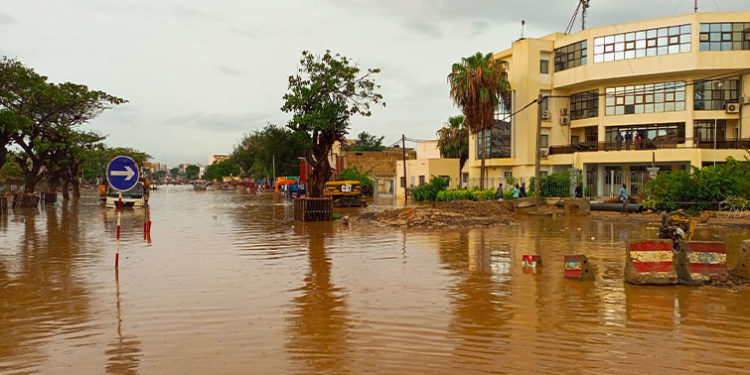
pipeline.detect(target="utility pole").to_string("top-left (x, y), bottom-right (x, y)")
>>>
top-left (402, 134), bottom-right (408, 206)
top-left (581, 0), bottom-right (590, 30)
top-left (695, 0), bottom-right (698, 13)
top-left (272, 154), bottom-right (276, 185)
top-left (534, 94), bottom-right (544, 207)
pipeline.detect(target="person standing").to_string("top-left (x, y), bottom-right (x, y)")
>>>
top-left (615, 132), bottom-right (624, 151)
top-left (495, 183), bottom-right (504, 200)
top-left (619, 183), bottom-right (629, 214)
top-left (512, 184), bottom-right (521, 199)
top-left (625, 131), bottom-right (633, 150)
top-left (575, 184), bottom-right (583, 198)
top-left (519, 182), bottom-right (527, 197)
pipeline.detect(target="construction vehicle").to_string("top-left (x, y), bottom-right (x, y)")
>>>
top-left (658, 210), bottom-right (694, 243)
top-left (324, 180), bottom-right (366, 207)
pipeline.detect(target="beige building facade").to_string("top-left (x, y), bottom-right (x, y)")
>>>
top-left (396, 141), bottom-right (462, 199)
top-left (469, 11), bottom-right (750, 196)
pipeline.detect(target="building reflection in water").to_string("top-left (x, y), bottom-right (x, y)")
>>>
top-left (286, 222), bottom-right (350, 374)
top-left (0, 202), bottom-right (90, 371)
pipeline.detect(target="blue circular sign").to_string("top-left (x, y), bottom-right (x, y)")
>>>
top-left (106, 156), bottom-right (140, 192)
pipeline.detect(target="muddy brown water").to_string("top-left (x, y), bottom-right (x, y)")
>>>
top-left (2, 186), bottom-right (750, 374)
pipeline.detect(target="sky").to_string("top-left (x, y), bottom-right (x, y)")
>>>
top-left (1, 0), bottom-right (748, 166)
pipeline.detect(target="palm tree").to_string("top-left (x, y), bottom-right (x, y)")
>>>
top-left (447, 52), bottom-right (511, 189)
top-left (436, 115), bottom-right (468, 188)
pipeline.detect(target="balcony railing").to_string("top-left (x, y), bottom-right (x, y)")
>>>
top-left (549, 138), bottom-right (750, 155)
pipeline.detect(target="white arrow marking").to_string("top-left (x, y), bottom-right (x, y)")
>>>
top-left (110, 166), bottom-right (135, 181)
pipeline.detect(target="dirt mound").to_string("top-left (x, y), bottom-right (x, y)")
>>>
top-left (710, 273), bottom-right (750, 289)
top-left (356, 200), bottom-right (515, 229)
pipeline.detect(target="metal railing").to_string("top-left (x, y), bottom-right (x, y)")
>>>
top-left (549, 137), bottom-right (750, 155)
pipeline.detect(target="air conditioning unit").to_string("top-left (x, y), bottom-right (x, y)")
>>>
top-left (560, 108), bottom-right (569, 116)
top-left (541, 109), bottom-right (551, 120)
top-left (540, 148), bottom-right (549, 157)
top-left (726, 103), bottom-right (740, 113)
top-left (741, 96), bottom-right (750, 105)
top-left (560, 116), bottom-right (570, 125)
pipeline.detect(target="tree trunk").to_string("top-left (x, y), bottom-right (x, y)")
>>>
top-left (23, 164), bottom-right (44, 193)
top-left (479, 129), bottom-right (486, 190)
top-left (307, 141), bottom-right (334, 198)
top-left (71, 179), bottom-right (81, 198)
top-left (62, 180), bottom-right (70, 200)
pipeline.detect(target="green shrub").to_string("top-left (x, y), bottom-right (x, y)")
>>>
top-left (471, 189), bottom-right (496, 201)
top-left (411, 176), bottom-right (450, 201)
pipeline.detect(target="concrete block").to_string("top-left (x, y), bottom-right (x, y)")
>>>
top-left (625, 240), bottom-right (678, 285)
top-left (678, 241), bottom-right (727, 284)
top-left (522, 254), bottom-right (541, 267)
top-left (564, 198), bottom-right (590, 216)
top-left (730, 240), bottom-right (750, 279)
top-left (564, 255), bottom-right (594, 280)
top-left (512, 197), bottom-right (537, 209)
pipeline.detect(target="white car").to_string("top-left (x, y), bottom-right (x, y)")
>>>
top-left (105, 182), bottom-right (147, 208)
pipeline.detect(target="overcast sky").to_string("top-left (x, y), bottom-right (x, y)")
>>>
top-left (1, 0), bottom-right (747, 165)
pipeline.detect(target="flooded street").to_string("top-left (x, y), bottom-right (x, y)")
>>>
top-left (2, 186), bottom-right (750, 374)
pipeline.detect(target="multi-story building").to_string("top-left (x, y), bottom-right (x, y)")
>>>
top-left (395, 140), bottom-right (461, 198)
top-left (469, 11), bottom-right (750, 197)
top-left (208, 154), bottom-right (230, 165)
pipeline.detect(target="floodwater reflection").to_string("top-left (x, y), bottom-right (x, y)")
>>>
top-left (1, 187), bottom-right (750, 374)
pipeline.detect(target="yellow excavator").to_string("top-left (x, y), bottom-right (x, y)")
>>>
top-left (658, 210), bottom-right (694, 242)
top-left (324, 180), bottom-right (366, 207)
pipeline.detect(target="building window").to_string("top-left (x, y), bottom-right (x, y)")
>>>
top-left (594, 24), bottom-right (691, 62)
top-left (419, 175), bottom-right (425, 186)
top-left (410, 176), bottom-right (415, 187)
top-left (400, 176), bottom-right (406, 188)
top-left (570, 89), bottom-right (599, 120)
top-left (571, 135), bottom-right (580, 144)
top-left (540, 59), bottom-right (549, 74)
top-left (504, 171), bottom-right (513, 179)
top-left (694, 79), bottom-right (739, 110)
top-left (699, 23), bottom-right (750, 51)
top-left (605, 122), bottom-right (685, 146)
top-left (540, 90), bottom-right (550, 115)
top-left (554, 40), bottom-right (587, 71)
top-left (694, 120), bottom-right (727, 143)
top-left (540, 134), bottom-right (549, 148)
top-left (476, 120), bottom-right (512, 159)
top-left (605, 81), bottom-right (686, 115)
top-left (585, 126), bottom-right (598, 143)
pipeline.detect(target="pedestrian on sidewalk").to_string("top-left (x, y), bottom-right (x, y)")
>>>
top-left (619, 183), bottom-right (629, 214)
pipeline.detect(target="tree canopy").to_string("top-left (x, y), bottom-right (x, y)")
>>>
top-left (349, 131), bottom-right (385, 152)
top-left (232, 124), bottom-right (310, 178)
top-left (436, 115), bottom-right (468, 187)
top-left (0, 56), bottom-right (127, 193)
top-left (281, 50), bottom-right (384, 197)
top-left (185, 165), bottom-right (200, 179)
top-left (203, 158), bottom-right (241, 181)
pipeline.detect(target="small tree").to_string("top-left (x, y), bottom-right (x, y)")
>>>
top-left (350, 131), bottom-right (385, 152)
top-left (185, 165), bottom-right (200, 180)
top-left (281, 50), bottom-right (384, 197)
top-left (436, 115), bottom-right (468, 188)
top-left (169, 167), bottom-right (179, 179)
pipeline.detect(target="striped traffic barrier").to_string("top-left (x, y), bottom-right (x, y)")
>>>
top-left (564, 255), bottom-right (593, 280)
top-left (625, 239), bottom-right (678, 285)
top-left (730, 240), bottom-right (750, 279)
top-left (678, 241), bottom-right (727, 284)
top-left (522, 255), bottom-right (542, 268)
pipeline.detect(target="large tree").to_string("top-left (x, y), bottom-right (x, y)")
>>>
top-left (447, 52), bottom-right (510, 189)
top-left (436, 115), bottom-right (469, 188)
top-left (232, 124), bottom-right (310, 178)
top-left (281, 50), bottom-right (384, 197)
top-left (185, 165), bottom-right (200, 180)
top-left (0, 57), bottom-right (126, 192)
top-left (203, 158), bottom-right (241, 181)
top-left (350, 131), bottom-right (385, 152)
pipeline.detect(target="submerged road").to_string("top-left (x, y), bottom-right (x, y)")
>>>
top-left (1, 185), bottom-right (750, 374)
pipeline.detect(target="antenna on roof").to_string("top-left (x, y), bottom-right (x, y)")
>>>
top-left (521, 20), bottom-right (525, 39)
top-left (694, 0), bottom-right (698, 12)
top-left (581, 0), bottom-right (590, 30)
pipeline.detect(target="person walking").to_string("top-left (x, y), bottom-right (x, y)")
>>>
top-left (615, 132), bottom-right (624, 151)
top-left (495, 183), bottom-right (504, 200)
top-left (519, 182), bottom-right (527, 197)
top-left (512, 184), bottom-right (521, 199)
top-left (575, 184), bottom-right (583, 198)
top-left (619, 183), bottom-right (629, 214)
top-left (625, 131), bottom-right (633, 150)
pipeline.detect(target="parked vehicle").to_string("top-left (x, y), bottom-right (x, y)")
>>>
top-left (324, 180), bottom-right (366, 207)
top-left (105, 182), bottom-right (147, 208)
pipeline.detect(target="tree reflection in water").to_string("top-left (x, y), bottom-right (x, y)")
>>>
top-left (286, 222), bottom-right (351, 374)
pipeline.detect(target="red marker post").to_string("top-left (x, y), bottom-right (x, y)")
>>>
top-left (116, 192), bottom-right (122, 268)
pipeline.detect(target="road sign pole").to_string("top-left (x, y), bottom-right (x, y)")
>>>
top-left (107, 156), bottom-right (139, 269)
top-left (116, 191), bottom-right (122, 268)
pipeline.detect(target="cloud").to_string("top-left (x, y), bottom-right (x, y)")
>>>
top-left (0, 13), bottom-right (13, 25)
top-left (469, 21), bottom-right (490, 36)
top-left (162, 112), bottom-right (272, 133)
top-left (164, 4), bottom-right (225, 23)
top-left (402, 20), bottom-right (443, 38)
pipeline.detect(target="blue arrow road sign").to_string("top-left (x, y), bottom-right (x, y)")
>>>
top-left (107, 156), bottom-right (140, 192)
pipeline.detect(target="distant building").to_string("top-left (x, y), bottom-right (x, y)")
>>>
top-left (329, 140), bottom-right (416, 197)
top-left (396, 140), bottom-right (462, 199)
top-left (208, 154), bottom-right (230, 165)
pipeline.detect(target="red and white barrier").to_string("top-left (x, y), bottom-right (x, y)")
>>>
top-left (625, 240), bottom-right (678, 285)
